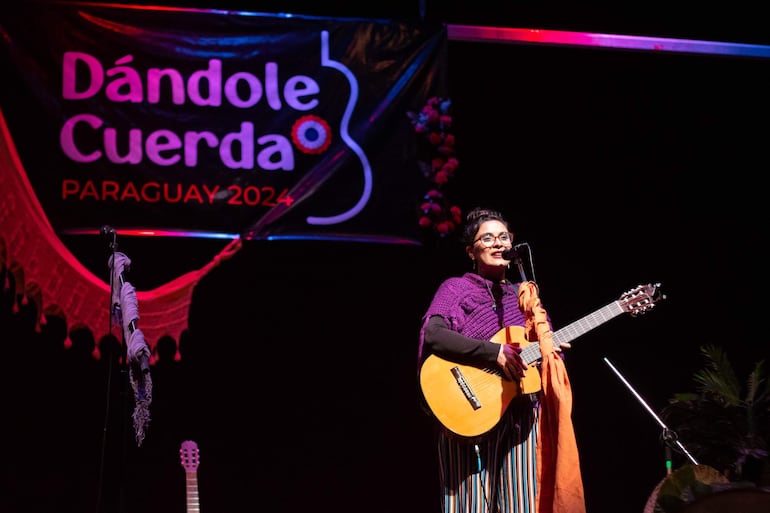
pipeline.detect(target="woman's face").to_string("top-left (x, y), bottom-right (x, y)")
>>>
top-left (467, 219), bottom-right (513, 274)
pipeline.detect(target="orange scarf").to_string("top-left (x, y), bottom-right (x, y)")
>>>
top-left (518, 281), bottom-right (586, 513)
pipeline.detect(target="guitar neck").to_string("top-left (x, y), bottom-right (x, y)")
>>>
top-left (520, 300), bottom-right (625, 365)
top-left (554, 300), bottom-right (626, 346)
top-left (185, 471), bottom-right (200, 513)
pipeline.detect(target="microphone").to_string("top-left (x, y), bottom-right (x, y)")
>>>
top-left (101, 225), bottom-right (118, 250)
top-left (502, 243), bottom-right (527, 261)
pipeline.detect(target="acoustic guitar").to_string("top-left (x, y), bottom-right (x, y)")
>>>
top-left (419, 283), bottom-right (664, 438)
top-left (180, 440), bottom-right (201, 513)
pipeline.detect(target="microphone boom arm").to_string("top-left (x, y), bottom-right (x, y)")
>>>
top-left (603, 357), bottom-right (698, 467)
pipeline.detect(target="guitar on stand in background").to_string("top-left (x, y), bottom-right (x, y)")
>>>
top-left (179, 440), bottom-right (201, 513)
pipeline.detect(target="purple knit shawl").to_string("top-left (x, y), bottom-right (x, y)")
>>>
top-left (418, 272), bottom-right (527, 366)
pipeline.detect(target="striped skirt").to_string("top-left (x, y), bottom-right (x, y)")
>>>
top-left (437, 396), bottom-right (540, 513)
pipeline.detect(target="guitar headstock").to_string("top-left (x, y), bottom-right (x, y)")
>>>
top-left (618, 283), bottom-right (665, 317)
top-left (180, 440), bottom-right (200, 472)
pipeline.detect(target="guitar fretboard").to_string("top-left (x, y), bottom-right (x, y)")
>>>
top-left (520, 300), bottom-right (624, 365)
top-left (185, 471), bottom-right (200, 513)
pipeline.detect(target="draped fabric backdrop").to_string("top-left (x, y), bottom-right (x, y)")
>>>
top-left (0, 2), bottom-right (448, 356)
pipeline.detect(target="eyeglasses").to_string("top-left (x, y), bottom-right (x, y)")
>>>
top-left (473, 232), bottom-right (514, 247)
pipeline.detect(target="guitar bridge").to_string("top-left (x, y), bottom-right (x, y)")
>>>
top-left (450, 366), bottom-right (482, 410)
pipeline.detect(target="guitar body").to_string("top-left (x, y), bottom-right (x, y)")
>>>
top-left (419, 326), bottom-right (541, 439)
top-left (419, 283), bottom-right (665, 439)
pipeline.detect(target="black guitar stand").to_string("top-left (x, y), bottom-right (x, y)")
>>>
top-left (602, 357), bottom-right (698, 475)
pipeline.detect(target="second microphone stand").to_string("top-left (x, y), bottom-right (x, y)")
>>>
top-left (603, 357), bottom-right (699, 475)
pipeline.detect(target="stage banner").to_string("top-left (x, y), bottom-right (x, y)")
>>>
top-left (0, 2), bottom-right (448, 244)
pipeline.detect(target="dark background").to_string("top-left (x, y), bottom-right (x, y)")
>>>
top-left (2, 2), bottom-right (769, 513)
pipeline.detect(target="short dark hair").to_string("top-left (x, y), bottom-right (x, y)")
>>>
top-left (461, 207), bottom-right (509, 246)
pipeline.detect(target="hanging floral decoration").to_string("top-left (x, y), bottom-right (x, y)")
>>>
top-left (408, 96), bottom-right (462, 237)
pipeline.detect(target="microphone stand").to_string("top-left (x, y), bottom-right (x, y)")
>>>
top-left (96, 228), bottom-right (153, 513)
top-left (509, 243), bottom-right (534, 283)
top-left (96, 228), bottom-right (127, 513)
top-left (602, 357), bottom-right (699, 474)
top-left (512, 253), bottom-right (527, 283)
